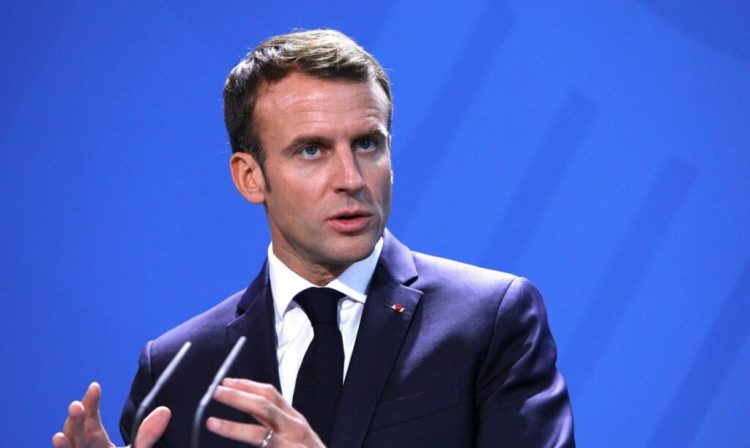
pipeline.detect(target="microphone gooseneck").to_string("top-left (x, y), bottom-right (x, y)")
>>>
top-left (190, 335), bottom-right (247, 448)
top-left (130, 340), bottom-right (192, 448)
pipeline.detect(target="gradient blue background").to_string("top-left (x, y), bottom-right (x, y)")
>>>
top-left (2, 1), bottom-right (749, 446)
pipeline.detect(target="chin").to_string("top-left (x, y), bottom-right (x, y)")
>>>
top-left (327, 235), bottom-right (378, 263)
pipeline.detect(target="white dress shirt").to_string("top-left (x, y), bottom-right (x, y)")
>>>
top-left (267, 238), bottom-right (383, 404)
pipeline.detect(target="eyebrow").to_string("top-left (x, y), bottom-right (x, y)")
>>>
top-left (359, 127), bottom-right (390, 142)
top-left (282, 127), bottom-right (390, 154)
top-left (282, 135), bottom-right (333, 155)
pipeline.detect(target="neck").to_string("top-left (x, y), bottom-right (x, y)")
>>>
top-left (271, 247), bottom-right (350, 286)
top-left (295, 265), bottom-right (348, 286)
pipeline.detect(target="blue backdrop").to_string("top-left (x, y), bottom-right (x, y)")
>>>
top-left (2, 1), bottom-right (749, 446)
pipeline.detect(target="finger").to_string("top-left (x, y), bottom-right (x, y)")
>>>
top-left (81, 382), bottom-right (102, 420)
top-left (60, 384), bottom-right (114, 447)
top-left (134, 406), bottom-right (171, 448)
top-left (205, 417), bottom-right (270, 446)
top-left (213, 385), bottom-right (284, 423)
top-left (212, 385), bottom-right (273, 417)
top-left (213, 384), bottom-right (298, 434)
top-left (222, 378), bottom-right (278, 398)
top-left (222, 378), bottom-right (280, 399)
top-left (51, 432), bottom-right (71, 448)
top-left (222, 378), bottom-right (298, 416)
top-left (81, 382), bottom-right (110, 438)
top-left (211, 385), bottom-right (323, 447)
top-left (62, 400), bottom-right (85, 441)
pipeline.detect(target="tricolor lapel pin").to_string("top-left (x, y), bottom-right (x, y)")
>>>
top-left (387, 303), bottom-right (405, 313)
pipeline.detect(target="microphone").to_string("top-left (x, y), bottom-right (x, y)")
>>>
top-left (190, 336), bottom-right (247, 448)
top-left (130, 341), bottom-right (192, 447)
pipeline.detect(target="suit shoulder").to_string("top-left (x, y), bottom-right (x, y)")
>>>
top-left (409, 251), bottom-right (545, 311)
top-left (147, 289), bottom-right (246, 358)
top-left (411, 251), bottom-right (519, 290)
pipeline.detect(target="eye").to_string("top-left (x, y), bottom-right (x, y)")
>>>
top-left (355, 137), bottom-right (377, 152)
top-left (299, 145), bottom-right (321, 159)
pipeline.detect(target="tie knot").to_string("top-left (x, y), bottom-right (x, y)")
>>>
top-left (293, 287), bottom-right (345, 326)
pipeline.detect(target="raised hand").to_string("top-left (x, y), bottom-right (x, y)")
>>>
top-left (52, 382), bottom-right (171, 448)
top-left (207, 378), bottom-right (325, 448)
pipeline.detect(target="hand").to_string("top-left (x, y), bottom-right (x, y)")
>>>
top-left (52, 382), bottom-right (171, 448)
top-left (207, 378), bottom-right (325, 447)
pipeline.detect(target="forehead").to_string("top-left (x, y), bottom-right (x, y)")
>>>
top-left (253, 71), bottom-right (389, 142)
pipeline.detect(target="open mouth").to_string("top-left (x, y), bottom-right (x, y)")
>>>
top-left (336, 213), bottom-right (367, 220)
top-left (328, 211), bottom-right (372, 232)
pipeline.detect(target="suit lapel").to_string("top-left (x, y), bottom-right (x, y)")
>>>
top-left (331, 231), bottom-right (423, 447)
top-left (225, 264), bottom-right (281, 391)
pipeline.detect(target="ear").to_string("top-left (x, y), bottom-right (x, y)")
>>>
top-left (230, 152), bottom-right (267, 205)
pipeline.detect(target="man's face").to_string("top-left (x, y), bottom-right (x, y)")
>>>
top-left (241, 71), bottom-right (392, 283)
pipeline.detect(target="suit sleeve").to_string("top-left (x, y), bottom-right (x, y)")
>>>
top-left (475, 277), bottom-right (575, 447)
top-left (119, 340), bottom-right (169, 447)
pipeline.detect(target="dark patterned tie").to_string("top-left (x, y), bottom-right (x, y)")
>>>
top-left (292, 287), bottom-right (346, 445)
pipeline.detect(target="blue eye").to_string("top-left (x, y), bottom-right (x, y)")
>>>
top-left (356, 138), bottom-right (376, 151)
top-left (300, 145), bottom-right (321, 159)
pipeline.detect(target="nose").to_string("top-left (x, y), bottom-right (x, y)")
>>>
top-left (331, 148), bottom-right (366, 192)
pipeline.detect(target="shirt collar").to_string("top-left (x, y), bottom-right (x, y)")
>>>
top-left (267, 238), bottom-right (384, 320)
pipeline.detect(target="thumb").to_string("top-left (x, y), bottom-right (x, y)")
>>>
top-left (133, 407), bottom-right (171, 448)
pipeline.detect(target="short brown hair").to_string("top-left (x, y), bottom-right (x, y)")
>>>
top-left (223, 29), bottom-right (392, 169)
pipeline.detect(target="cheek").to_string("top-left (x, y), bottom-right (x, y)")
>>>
top-left (374, 162), bottom-right (393, 192)
top-left (273, 171), bottom-right (325, 205)
top-left (372, 170), bottom-right (393, 210)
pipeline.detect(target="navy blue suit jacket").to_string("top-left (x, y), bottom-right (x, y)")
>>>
top-left (120, 231), bottom-right (574, 447)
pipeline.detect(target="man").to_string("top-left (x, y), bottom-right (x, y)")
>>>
top-left (53, 29), bottom-right (574, 447)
